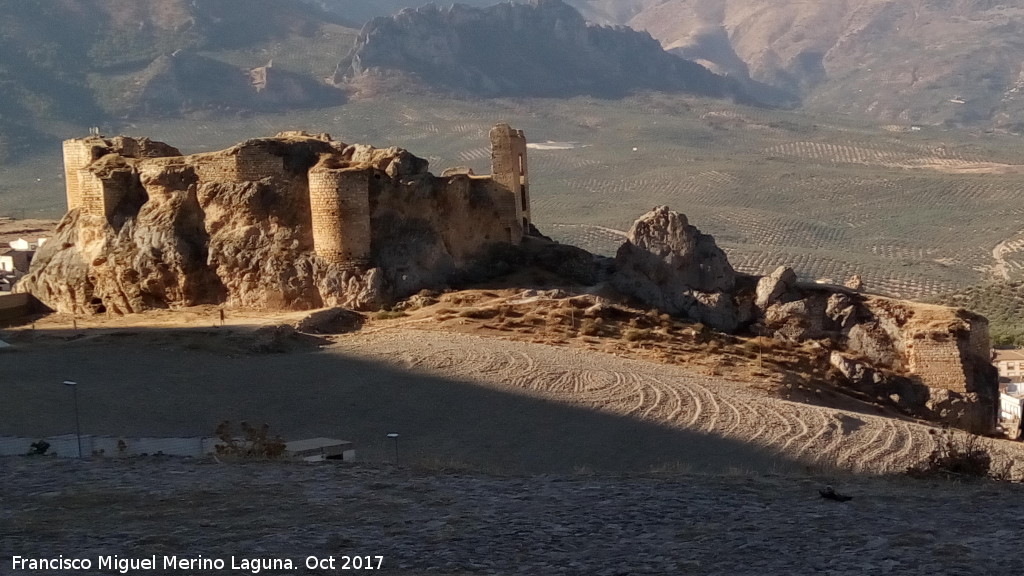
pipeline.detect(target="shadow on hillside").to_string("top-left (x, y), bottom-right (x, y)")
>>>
top-left (2, 326), bottom-right (809, 474)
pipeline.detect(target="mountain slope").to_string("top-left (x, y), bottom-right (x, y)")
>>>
top-left (627, 0), bottom-right (1024, 128)
top-left (0, 0), bottom-right (354, 139)
top-left (333, 0), bottom-right (763, 102)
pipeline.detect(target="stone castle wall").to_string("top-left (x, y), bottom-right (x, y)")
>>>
top-left (62, 140), bottom-right (102, 212)
top-left (467, 177), bottom-right (522, 244)
top-left (60, 126), bottom-right (528, 275)
top-left (967, 315), bottom-right (990, 361)
top-left (907, 335), bottom-right (969, 394)
top-left (236, 146), bottom-right (286, 182)
top-left (308, 165), bottom-right (372, 264)
top-left (191, 155), bottom-right (240, 182)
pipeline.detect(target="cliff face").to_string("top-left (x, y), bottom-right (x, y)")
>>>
top-left (334, 0), bottom-right (753, 101)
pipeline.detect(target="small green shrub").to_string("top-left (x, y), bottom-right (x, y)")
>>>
top-left (374, 309), bottom-right (408, 320)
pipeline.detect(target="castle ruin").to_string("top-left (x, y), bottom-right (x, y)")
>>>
top-left (59, 124), bottom-right (531, 271)
top-left (40, 124), bottom-right (534, 313)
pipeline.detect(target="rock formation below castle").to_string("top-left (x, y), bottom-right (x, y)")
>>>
top-left (610, 206), bottom-right (997, 433)
top-left (21, 126), bottom-right (533, 315)
top-left (333, 0), bottom-right (756, 102)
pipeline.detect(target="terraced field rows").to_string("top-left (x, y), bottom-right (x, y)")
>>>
top-left (333, 330), bottom-right (1024, 475)
top-left (764, 141), bottom-right (911, 164)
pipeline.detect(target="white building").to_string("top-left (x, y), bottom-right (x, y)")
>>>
top-left (994, 349), bottom-right (1024, 383)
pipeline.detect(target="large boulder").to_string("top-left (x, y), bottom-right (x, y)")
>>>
top-left (612, 206), bottom-right (741, 330)
top-left (755, 265), bottom-right (796, 310)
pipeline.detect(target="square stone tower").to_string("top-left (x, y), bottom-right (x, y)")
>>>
top-left (489, 123), bottom-right (530, 232)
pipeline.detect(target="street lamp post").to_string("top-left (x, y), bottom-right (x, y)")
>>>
top-left (62, 380), bottom-right (82, 458)
top-left (386, 433), bottom-right (399, 465)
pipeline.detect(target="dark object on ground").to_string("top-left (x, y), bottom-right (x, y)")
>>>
top-left (27, 440), bottom-right (50, 456)
top-left (819, 486), bottom-right (853, 502)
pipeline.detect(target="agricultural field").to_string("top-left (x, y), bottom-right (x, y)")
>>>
top-left (3, 92), bottom-right (1024, 334)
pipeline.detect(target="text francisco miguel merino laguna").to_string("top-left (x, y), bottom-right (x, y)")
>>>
top-left (11, 554), bottom-right (383, 573)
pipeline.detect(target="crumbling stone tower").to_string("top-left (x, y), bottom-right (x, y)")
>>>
top-left (62, 138), bottom-right (112, 214)
top-left (62, 135), bottom-right (181, 220)
top-left (489, 123), bottom-right (531, 232)
top-left (308, 161), bottom-right (373, 266)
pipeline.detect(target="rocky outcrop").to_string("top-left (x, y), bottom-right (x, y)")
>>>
top-left (334, 0), bottom-right (758, 102)
top-left (612, 205), bottom-right (746, 331)
top-left (611, 205), bottom-right (997, 433)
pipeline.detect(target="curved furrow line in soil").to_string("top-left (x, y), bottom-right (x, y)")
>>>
top-left (885, 421), bottom-right (929, 474)
top-left (851, 418), bottom-right (898, 473)
top-left (751, 399), bottom-right (799, 449)
top-left (638, 375), bottom-right (665, 421)
top-left (571, 370), bottom-right (636, 406)
top-left (792, 408), bottom-right (844, 466)
top-left (728, 390), bottom-right (770, 447)
top-left (654, 376), bottom-right (704, 429)
top-left (685, 378), bottom-right (723, 434)
top-left (647, 376), bottom-right (686, 424)
top-left (777, 403), bottom-right (813, 454)
top-left (701, 384), bottom-right (745, 440)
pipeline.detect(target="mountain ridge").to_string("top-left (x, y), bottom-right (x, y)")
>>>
top-left (332, 0), bottom-right (775, 104)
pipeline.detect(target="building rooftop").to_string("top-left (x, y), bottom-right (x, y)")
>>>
top-left (994, 349), bottom-right (1024, 362)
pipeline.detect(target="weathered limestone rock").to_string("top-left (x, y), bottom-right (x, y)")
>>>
top-left (825, 292), bottom-right (856, 330)
top-left (755, 266), bottom-right (796, 310)
top-left (612, 206), bottom-right (740, 330)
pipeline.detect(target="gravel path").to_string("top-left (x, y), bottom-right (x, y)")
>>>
top-left (2, 458), bottom-right (1023, 576)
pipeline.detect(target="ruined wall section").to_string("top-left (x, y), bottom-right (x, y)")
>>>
top-left (235, 144), bottom-right (286, 182)
top-left (907, 335), bottom-right (970, 394)
top-left (468, 177), bottom-right (521, 244)
top-left (489, 123), bottom-right (530, 237)
top-left (188, 144), bottom-right (285, 184)
top-left (308, 161), bottom-right (372, 265)
top-left (63, 136), bottom-right (181, 214)
top-left (900, 310), bottom-right (993, 397)
top-left (62, 139), bottom-right (106, 212)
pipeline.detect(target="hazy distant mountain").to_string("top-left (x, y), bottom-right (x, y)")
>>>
top-left (306, 0), bottom-right (645, 25)
top-left (333, 0), bottom-right (773, 103)
top-left (626, 0), bottom-right (1024, 129)
top-left (0, 0), bottom-right (353, 154)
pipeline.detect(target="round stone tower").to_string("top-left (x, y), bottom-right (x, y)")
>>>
top-left (308, 162), bottom-right (372, 265)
